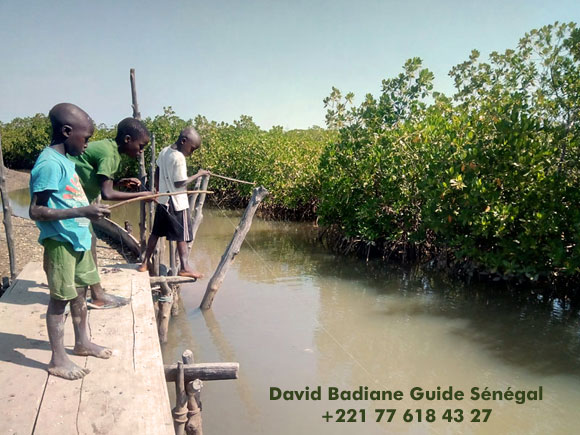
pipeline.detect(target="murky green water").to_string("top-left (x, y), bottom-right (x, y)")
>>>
top-left (8, 190), bottom-right (580, 434)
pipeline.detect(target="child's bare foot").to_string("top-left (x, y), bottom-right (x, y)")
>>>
top-left (74, 342), bottom-right (113, 359)
top-left (178, 269), bottom-right (203, 280)
top-left (48, 359), bottom-right (90, 380)
top-left (137, 262), bottom-right (149, 272)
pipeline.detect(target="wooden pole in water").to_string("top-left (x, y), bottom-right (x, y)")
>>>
top-left (200, 186), bottom-right (269, 310)
top-left (189, 174), bottom-right (210, 249)
top-left (169, 240), bottom-right (177, 275)
top-left (157, 280), bottom-right (172, 344)
top-left (188, 177), bottom-right (203, 212)
top-left (182, 350), bottom-right (203, 435)
top-left (130, 68), bottom-right (147, 258)
top-left (173, 361), bottom-right (188, 435)
top-left (0, 133), bottom-right (16, 281)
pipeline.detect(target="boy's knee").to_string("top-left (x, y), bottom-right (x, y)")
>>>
top-left (48, 298), bottom-right (69, 315)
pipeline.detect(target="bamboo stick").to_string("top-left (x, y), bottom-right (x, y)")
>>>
top-left (107, 190), bottom-right (213, 210)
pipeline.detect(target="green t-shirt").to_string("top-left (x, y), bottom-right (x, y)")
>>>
top-left (68, 139), bottom-right (121, 203)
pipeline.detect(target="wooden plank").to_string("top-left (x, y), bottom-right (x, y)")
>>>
top-left (0, 262), bottom-right (51, 435)
top-left (33, 320), bottom-right (87, 435)
top-left (0, 263), bottom-right (173, 435)
top-left (76, 266), bottom-right (173, 434)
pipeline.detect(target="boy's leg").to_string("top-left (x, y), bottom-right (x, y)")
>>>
top-left (46, 297), bottom-right (91, 380)
top-left (70, 286), bottom-right (112, 359)
top-left (88, 224), bottom-right (128, 307)
top-left (137, 233), bottom-right (160, 272)
top-left (176, 241), bottom-right (203, 279)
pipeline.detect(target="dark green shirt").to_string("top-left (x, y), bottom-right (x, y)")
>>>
top-left (68, 139), bottom-right (121, 202)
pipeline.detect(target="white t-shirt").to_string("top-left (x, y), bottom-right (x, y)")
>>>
top-left (156, 146), bottom-right (189, 211)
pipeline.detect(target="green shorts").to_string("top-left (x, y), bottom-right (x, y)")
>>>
top-left (42, 238), bottom-right (101, 301)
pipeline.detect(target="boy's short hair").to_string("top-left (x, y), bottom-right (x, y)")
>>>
top-left (115, 117), bottom-right (150, 142)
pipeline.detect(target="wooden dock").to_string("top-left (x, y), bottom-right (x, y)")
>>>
top-left (0, 262), bottom-right (174, 435)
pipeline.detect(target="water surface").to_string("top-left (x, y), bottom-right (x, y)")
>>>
top-left (150, 208), bottom-right (580, 435)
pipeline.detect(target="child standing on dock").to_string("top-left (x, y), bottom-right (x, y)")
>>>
top-left (138, 127), bottom-right (209, 278)
top-left (69, 117), bottom-right (153, 308)
top-left (29, 103), bottom-right (112, 380)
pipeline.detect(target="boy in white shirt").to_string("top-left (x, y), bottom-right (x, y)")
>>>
top-left (138, 127), bottom-right (209, 279)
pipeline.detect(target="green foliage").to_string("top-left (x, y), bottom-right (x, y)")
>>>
top-left (0, 114), bottom-right (51, 168)
top-left (318, 22), bottom-right (580, 280)
top-left (191, 115), bottom-right (337, 216)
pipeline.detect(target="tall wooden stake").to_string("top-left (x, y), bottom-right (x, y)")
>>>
top-left (189, 174), bottom-right (210, 249)
top-left (0, 133), bottom-right (16, 281)
top-left (182, 350), bottom-right (203, 435)
top-left (130, 68), bottom-right (147, 258)
top-left (200, 186), bottom-right (268, 310)
top-left (173, 361), bottom-right (188, 435)
top-left (150, 134), bottom-right (160, 276)
top-left (130, 68), bottom-right (141, 120)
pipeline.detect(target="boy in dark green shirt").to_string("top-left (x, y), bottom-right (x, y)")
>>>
top-left (69, 117), bottom-right (152, 308)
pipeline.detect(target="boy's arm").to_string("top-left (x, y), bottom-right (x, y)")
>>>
top-left (99, 176), bottom-right (153, 201)
top-left (174, 169), bottom-right (210, 189)
top-left (30, 191), bottom-right (110, 221)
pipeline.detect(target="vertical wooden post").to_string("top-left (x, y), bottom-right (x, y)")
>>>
top-left (200, 186), bottom-right (269, 310)
top-left (169, 240), bottom-right (177, 275)
top-left (130, 68), bottom-right (147, 258)
top-left (168, 239), bottom-right (180, 316)
top-left (0, 133), bottom-right (16, 281)
top-left (189, 175), bottom-right (210, 249)
top-left (157, 280), bottom-right (172, 344)
top-left (182, 350), bottom-right (203, 435)
top-left (130, 68), bottom-right (141, 120)
top-left (188, 178), bottom-right (203, 212)
top-left (173, 361), bottom-right (188, 435)
top-left (150, 134), bottom-right (160, 276)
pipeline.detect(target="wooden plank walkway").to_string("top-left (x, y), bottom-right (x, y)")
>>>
top-left (0, 262), bottom-right (174, 435)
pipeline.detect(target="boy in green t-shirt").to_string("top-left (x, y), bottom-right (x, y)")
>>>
top-left (69, 118), bottom-right (152, 308)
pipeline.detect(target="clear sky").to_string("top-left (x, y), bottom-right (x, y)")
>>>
top-left (1, 0), bottom-right (579, 130)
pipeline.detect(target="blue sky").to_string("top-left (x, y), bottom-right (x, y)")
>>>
top-left (1, 0), bottom-right (579, 130)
